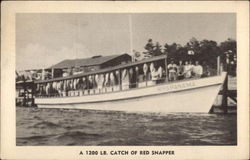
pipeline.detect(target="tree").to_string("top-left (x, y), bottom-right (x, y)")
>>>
top-left (198, 40), bottom-right (220, 68)
top-left (164, 42), bottom-right (178, 58)
top-left (176, 46), bottom-right (188, 61)
top-left (143, 37), bottom-right (236, 75)
top-left (153, 42), bottom-right (163, 56)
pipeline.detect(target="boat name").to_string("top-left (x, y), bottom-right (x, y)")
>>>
top-left (158, 81), bottom-right (196, 92)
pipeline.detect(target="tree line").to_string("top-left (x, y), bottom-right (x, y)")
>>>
top-left (142, 38), bottom-right (236, 76)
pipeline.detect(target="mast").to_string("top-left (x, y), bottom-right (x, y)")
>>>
top-left (128, 14), bottom-right (134, 62)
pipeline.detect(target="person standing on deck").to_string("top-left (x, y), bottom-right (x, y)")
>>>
top-left (167, 60), bottom-right (177, 81)
top-left (115, 70), bottom-right (120, 85)
top-left (39, 84), bottom-right (44, 96)
top-left (77, 78), bottom-right (83, 90)
top-left (36, 84), bottom-right (41, 96)
top-left (189, 60), bottom-right (195, 77)
top-left (43, 84), bottom-right (46, 96)
top-left (94, 74), bottom-right (98, 91)
top-left (157, 66), bottom-right (164, 83)
top-left (184, 61), bottom-right (192, 78)
top-left (129, 68), bottom-right (138, 88)
top-left (202, 61), bottom-right (211, 77)
top-left (177, 60), bottom-right (185, 80)
top-left (91, 75), bottom-right (97, 88)
top-left (122, 69), bottom-right (129, 90)
top-left (76, 78), bottom-right (80, 89)
top-left (144, 39), bottom-right (155, 55)
top-left (193, 61), bottom-right (203, 78)
top-left (88, 75), bottom-right (94, 89)
top-left (135, 66), bottom-right (139, 87)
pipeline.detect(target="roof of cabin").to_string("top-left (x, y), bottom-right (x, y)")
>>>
top-left (35, 54), bottom-right (167, 83)
top-left (50, 54), bottom-right (131, 69)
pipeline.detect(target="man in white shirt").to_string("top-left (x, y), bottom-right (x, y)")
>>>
top-left (167, 60), bottom-right (177, 81)
top-left (184, 61), bottom-right (192, 78)
top-left (193, 61), bottom-right (203, 78)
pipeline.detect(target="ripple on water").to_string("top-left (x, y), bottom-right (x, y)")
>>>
top-left (16, 107), bottom-right (237, 146)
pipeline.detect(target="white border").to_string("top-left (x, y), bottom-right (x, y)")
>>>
top-left (1, 1), bottom-right (249, 159)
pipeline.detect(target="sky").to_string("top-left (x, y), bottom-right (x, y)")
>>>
top-left (16, 13), bottom-right (236, 70)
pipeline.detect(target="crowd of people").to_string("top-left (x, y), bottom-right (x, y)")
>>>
top-left (167, 60), bottom-right (204, 81)
top-left (36, 59), bottom-right (208, 97)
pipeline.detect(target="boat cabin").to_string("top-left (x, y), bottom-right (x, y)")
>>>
top-left (34, 55), bottom-right (219, 98)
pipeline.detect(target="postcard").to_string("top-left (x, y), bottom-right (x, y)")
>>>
top-left (1, 1), bottom-right (249, 159)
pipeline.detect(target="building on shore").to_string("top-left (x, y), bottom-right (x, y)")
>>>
top-left (50, 54), bottom-right (132, 78)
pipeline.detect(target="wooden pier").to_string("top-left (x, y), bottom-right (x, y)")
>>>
top-left (16, 80), bottom-right (35, 107)
top-left (210, 89), bottom-right (237, 114)
top-left (210, 57), bottom-right (237, 114)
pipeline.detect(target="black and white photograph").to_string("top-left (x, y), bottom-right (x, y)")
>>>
top-left (15, 13), bottom-right (237, 146)
top-left (1, 1), bottom-right (249, 160)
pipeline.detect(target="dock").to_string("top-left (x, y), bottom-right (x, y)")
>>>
top-left (16, 80), bottom-right (35, 107)
top-left (210, 76), bottom-right (237, 114)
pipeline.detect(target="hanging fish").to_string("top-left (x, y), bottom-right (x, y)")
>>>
top-left (150, 62), bottom-right (155, 72)
top-left (104, 73), bottom-right (110, 87)
top-left (143, 63), bottom-right (148, 75)
top-left (110, 72), bottom-right (115, 86)
top-left (82, 77), bottom-right (87, 89)
top-left (63, 80), bottom-right (67, 91)
top-left (99, 74), bottom-right (104, 89)
top-left (52, 81), bottom-right (57, 90)
top-left (158, 66), bottom-right (163, 78)
top-left (115, 70), bottom-right (120, 85)
top-left (122, 69), bottom-right (127, 80)
top-left (73, 79), bottom-right (77, 90)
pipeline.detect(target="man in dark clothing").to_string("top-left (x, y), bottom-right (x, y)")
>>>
top-left (177, 60), bottom-right (185, 80)
top-left (145, 39), bottom-right (155, 55)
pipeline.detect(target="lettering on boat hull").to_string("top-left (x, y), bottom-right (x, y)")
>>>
top-left (158, 81), bottom-right (196, 92)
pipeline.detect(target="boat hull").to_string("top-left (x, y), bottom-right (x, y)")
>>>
top-left (35, 73), bottom-right (226, 113)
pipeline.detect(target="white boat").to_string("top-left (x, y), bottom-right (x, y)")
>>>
top-left (35, 73), bottom-right (226, 113)
top-left (34, 55), bottom-right (227, 113)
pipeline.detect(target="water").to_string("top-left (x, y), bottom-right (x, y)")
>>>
top-left (16, 107), bottom-right (237, 146)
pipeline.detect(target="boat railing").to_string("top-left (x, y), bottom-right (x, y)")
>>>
top-left (35, 74), bottom-right (218, 98)
top-left (35, 77), bottom-right (164, 98)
